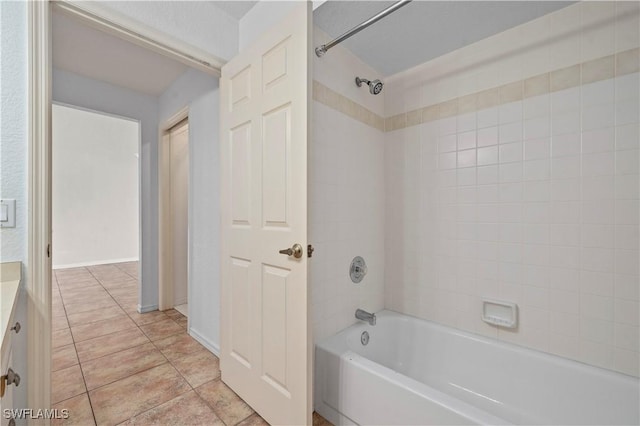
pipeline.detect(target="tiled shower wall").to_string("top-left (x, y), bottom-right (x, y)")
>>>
top-left (310, 29), bottom-right (386, 343)
top-left (384, 2), bottom-right (639, 376)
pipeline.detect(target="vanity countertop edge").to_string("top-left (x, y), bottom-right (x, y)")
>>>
top-left (0, 262), bottom-right (22, 355)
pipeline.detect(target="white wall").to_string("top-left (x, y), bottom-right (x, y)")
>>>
top-left (52, 104), bottom-right (139, 268)
top-left (0, 0), bottom-right (29, 413)
top-left (310, 27), bottom-right (386, 343)
top-left (52, 68), bottom-right (159, 311)
top-left (384, 2), bottom-right (640, 377)
top-left (159, 68), bottom-right (221, 354)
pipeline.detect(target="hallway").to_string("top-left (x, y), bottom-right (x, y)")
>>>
top-left (51, 262), bottom-right (265, 426)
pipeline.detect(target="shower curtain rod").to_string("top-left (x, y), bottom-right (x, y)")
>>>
top-left (315, 0), bottom-right (413, 57)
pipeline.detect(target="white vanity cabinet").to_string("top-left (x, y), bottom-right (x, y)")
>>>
top-left (0, 263), bottom-right (22, 426)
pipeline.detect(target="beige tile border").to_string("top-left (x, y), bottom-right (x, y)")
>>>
top-left (385, 47), bottom-right (639, 132)
top-left (312, 80), bottom-right (385, 131)
top-left (312, 47), bottom-right (639, 133)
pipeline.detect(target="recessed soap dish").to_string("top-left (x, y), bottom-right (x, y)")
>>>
top-left (482, 299), bottom-right (518, 329)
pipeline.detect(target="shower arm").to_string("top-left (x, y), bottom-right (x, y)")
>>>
top-left (315, 0), bottom-right (413, 57)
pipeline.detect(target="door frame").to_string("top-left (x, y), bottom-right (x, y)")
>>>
top-left (158, 107), bottom-right (189, 312)
top-left (28, 1), bottom-right (225, 415)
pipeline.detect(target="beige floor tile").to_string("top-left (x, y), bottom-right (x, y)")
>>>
top-left (118, 390), bottom-right (224, 426)
top-left (60, 289), bottom-right (112, 302)
top-left (53, 315), bottom-right (69, 331)
top-left (128, 310), bottom-right (169, 326)
top-left (52, 393), bottom-right (96, 426)
top-left (139, 318), bottom-right (183, 341)
top-left (82, 342), bottom-right (166, 390)
top-left (112, 295), bottom-right (138, 306)
top-left (67, 306), bottom-right (125, 327)
top-left (105, 286), bottom-right (136, 298)
top-left (57, 280), bottom-right (101, 290)
top-left (52, 364), bottom-right (86, 404)
top-left (89, 363), bottom-right (191, 426)
top-left (195, 379), bottom-right (254, 426)
top-left (164, 309), bottom-right (184, 320)
top-left (71, 315), bottom-right (137, 343)
top-left (76, 328), bottom-right (149, 362)
top-left (153, 333), bottom-right (204, 361)
top-left (175, 317), bottom-right (188, 331)
top-left (64, 299), bottom-right (120, 315)
top-left (60, 287), bottom-right (109, 297)
top-left (61, 293), bottom-right (114, 307)
top-left (313, 412), bottom-right (333, 426)
top-left (171, 348), bottom-right (220, 388)
top-left (53, 305), bottom-right (67, 319)
top-left (237, 413), bottom-right (270, 426)
top-left (101, 280), bottom-right (137, 291)
top-left (53, 328), bottom-right (74, 348)
top-left (52, 344), bottom-right (79, 372)
top-left (120, 303), bottom-right (139, 314)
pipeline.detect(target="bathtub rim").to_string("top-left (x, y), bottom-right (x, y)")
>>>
top-left (316, 309), bottom-right (640, 386)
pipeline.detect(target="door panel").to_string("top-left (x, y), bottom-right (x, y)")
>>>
top-left (220, 3), bottom-right (311, 425)
top-left (170, 122), bottom-right (189, 307)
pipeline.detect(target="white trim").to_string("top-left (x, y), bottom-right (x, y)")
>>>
top-left (51, 0), bottom-right (224, 77)
top-left (53, 257), bottom-right (139, 270)
top-left (27, 1), bottom-right (52, 422)
top-left (189, 327), bottom-right (220, 357)
top-left (137, 303), bottom-right (159, 314)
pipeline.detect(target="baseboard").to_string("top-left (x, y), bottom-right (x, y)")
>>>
top-left (189, 327), bottom-right (220, 356)
top-left (53, 257), bottom-right (139, 269)
top-left (138, 303), bottom-right (158, 313)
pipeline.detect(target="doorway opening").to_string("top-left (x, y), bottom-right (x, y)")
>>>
top-left (52, 104), bottom-right (140, 271)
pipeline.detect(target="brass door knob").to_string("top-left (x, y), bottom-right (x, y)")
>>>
top-left (279, 243), bottom-right (303, 259)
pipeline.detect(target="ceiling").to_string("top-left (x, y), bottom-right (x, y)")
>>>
top-left (211, 1), bottom-right (258, 19)
top-left (314, 1), bottom-right (573, 76)
top-left (53, 11), bottom-right (190, 96)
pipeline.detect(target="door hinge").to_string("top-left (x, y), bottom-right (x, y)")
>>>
top-left (47, 244), bottom-right (51, 258)
top-left (307, 244), bottom-right (314, 258)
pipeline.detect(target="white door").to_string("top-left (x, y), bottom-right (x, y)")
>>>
top-left (170, 121), bottom-right (189, 308)
top-left (220, 3), bottom-right (311, 425)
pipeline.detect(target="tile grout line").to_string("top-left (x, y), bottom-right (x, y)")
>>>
top-left (55, 264), bottom-right (248, 425)
top-left (55, 268), bottom-right (98, 425)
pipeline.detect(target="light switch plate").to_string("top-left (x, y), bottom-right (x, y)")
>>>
top-left (0, 199), bottom-right (16, 228)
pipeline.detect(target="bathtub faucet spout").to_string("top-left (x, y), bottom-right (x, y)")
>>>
top-left (355, 309), bottom-right (376, 326)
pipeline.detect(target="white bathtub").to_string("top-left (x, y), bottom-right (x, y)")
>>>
top-left (314, 310), bottom-right (639, 425)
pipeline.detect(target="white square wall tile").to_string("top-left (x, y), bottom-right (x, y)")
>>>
top-left (615, 299), bottom-right (639, 326)
top-left (616, 150), bottom-right (639, 175)
top-left (580, 316), bottom-right (614, 345)
top-left (552, 133), bottom-right (581, 158)
top-left (478, 146), bottom-right (499, 166)
top-left (582, 128), bottom-right (615, 154)
top-left (616, 99), bottom-right (640, 126)
top-left (477, 107), bottom-right (499, 129)
top-left (524, 160), bottom-right (551, 182)
top-left (500, 101), bottom-right (523, 124)
top-left (457, 131), bottom-right (477, 151)
top-left (582, 152), bottom-right (615, 176)
top-left (524, 117), bottom-right (551, 140)
top-left (616, 124), bottom-right (639, 151)
top-left (500, 142), bottom-right (524, 164)
top-left (583, 103), bottom-right (615, 132)
top-left (477, 126), bottom-right (499, 147)
top-left (457, 149), bottom-right (477, 168)
top-left (499, 122), bottom-right (523, 144)
top-left (525, 138), bottom-right (551, 161)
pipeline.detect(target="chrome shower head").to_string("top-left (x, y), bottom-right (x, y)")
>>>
top-left (355, 77), bottom-right (384, 95)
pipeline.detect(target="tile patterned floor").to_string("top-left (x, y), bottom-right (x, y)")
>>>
top-left (52, 262), bottom-right (333, 426)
